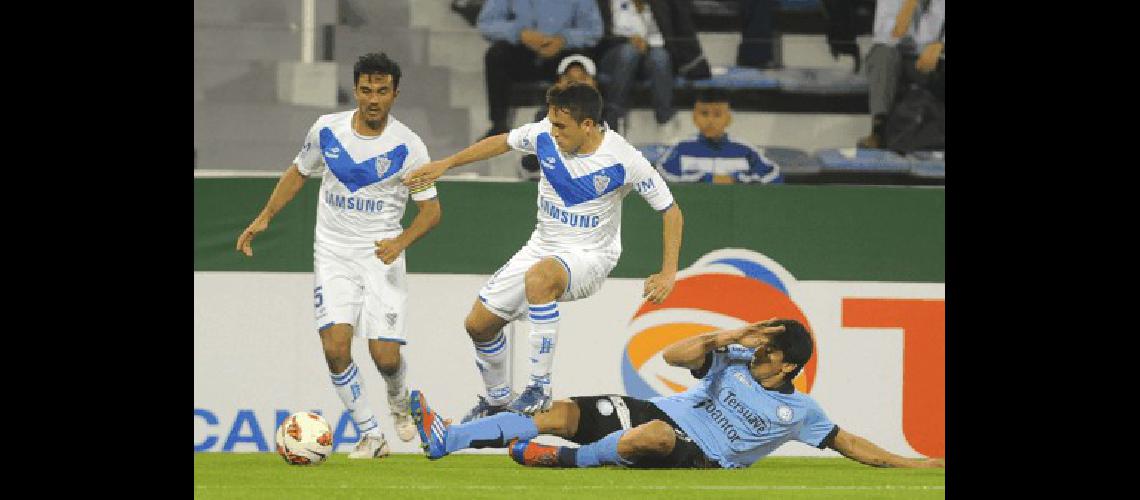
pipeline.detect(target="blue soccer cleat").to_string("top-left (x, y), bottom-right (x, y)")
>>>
top-left (460, 394), bottom-right (509, 424)
top-left (409, 390), bottom-right (449, 460)
top-left (507, 383), bottom-right (552, 416)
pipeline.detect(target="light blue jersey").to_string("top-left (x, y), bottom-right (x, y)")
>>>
top-left (650, 345), bottom-right (837, 468)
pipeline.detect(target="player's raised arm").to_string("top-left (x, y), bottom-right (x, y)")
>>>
top-left (828, 428), bottom-right (945, 468)
top-left (403, 133), bottom-right (511, 191)
top-left (236, 164), bottom-right (309, 257)
top-left (661, 320), bottom-right (785, 370)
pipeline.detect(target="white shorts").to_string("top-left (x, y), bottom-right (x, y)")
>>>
top-left (478, 243), bottom-right (617, 322)
top-left (313, 243), bottom-right (407, 344)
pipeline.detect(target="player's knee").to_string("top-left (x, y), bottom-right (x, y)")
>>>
top-left (534, 400), bottom-right (578, 437)
top-left (464, 314), bottom-right (495, 341)
top-left (375, 357), bottom-right (400, 375)
top-left (321, 342), bottom-right (351, 371)
top-left (636, 420), bottom-right (676, 455)
top-left (524, 261), bottom-right (565, 301)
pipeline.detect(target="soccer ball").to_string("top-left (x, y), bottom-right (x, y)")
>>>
top-left (275, 412), bottom-right (333, 465)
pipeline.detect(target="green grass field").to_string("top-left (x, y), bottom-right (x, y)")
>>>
top-left (194, 453), bottom-right (945, 499)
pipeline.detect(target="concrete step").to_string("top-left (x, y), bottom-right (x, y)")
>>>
top-left (195, 61), bottom-right (279, 103)
top-left (194, 0), bottom-right (336, 25)
top-left (780, 34), bottom-right (872, 69)
top-left (448, 69), bottom-right (487, 111)
top-left (409, 0), bottom-right (474, 32)
top-left (338, 0), bottom-right (410, 28)
top-left (332, 26), bottom-right (431, 72)
top-left (511, 106), bottom-right (870, 151)
top-left (697, 33), bottom-right (871, 70)
top-left (195, 24), bottom-right (303, 62)
top-left (427, 30), bottom-right (488, 72)
top-left (195, 101), bottom-right (339, 145)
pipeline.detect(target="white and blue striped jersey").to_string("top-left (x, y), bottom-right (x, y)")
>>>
top-left (293, 110), bottom-right (438, 249)
top-left (657, 134), bottom-right (782, 184)
top-left (507, 118), bottom-right (674, 258)
top-left (651, 345), bottom-right (838, 469)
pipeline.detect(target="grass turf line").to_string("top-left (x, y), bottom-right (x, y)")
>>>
top-left (195, 453), bottom-right (945, 499)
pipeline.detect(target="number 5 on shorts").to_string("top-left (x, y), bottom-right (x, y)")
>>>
top-left (314, 286), bottom-right (324, 308)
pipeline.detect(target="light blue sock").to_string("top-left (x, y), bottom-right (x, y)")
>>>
top-left (575, 429), bottom-right (632, 467)
top-left (444, 412), bottom-right (539, 454)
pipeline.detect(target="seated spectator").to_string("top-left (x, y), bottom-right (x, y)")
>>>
top-left (477, 0), bottom-right (603, 139)
top-left (657, 89), bottom-right (782, 185)
top-left (858, 0), bottom-right (945, 148)
top-left (533, 54), bottom-right (600, 122)
top-left (520, 55), bottom-right (603, 179)
top-left (595, 0), bottom-right (711, 138)
top-left (821, 0), bottom-right (864, 73)
top-left (736, 0), bottom-right (777, 69)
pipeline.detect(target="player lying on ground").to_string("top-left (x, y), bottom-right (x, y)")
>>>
top-left (410, 318), bottom-right (944, 469)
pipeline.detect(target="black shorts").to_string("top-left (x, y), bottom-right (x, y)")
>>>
top-left (568, 395), bottom-right (720, 469)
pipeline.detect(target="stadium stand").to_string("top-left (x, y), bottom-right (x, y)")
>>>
top-left (194, 0), bottom-right (942, 185)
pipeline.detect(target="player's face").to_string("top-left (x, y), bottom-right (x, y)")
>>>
top-left (547, 106), bottom-right (592, 154)
top-left (748, 334), bottom-right (795, 382)
top-left (354, 73), bottom-right (398, 129)
top-left (692, 102), bottom-right (731, 140)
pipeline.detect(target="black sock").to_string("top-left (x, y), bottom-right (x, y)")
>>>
top-left (558, 446), bottom-right (578, 467)
top-left (871, 114), bottom-right (887, 136)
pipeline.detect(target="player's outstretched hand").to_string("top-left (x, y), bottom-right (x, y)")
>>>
top-left (737, 318), bottom-right (785, 348)
top-left (403, 160), bottom-right (449, 191)
top-left (375, 238), bottom-right (406, 264)
top-left (914, 458), bottom-right (945, 468)
top-left (643, 271), bottom-right (676, 304)
top-left (236, 217), bottom-right (269, 257)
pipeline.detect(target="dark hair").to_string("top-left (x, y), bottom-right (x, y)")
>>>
top-left (695, 88), bottom-right (731, 106)
top-left (563, 62), bottom-right (588, 75)
top-left (545, 82), bottom-right (604, 124)
top-left (353, 52), bottom-right (401, 89)
top-left (770, 319), bottom-right (813, 381)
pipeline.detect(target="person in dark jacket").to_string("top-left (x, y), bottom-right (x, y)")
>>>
top-left (476, 0), bottom-right (603, 139)
top-left (594, 0), bottom-right (711, 134)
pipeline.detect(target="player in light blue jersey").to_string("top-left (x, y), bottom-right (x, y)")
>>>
top-left (409, 319), bottom-right (943, 469)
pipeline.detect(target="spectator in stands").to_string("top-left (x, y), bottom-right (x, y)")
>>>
top-left (858, 0), bottom-right (945, 149)
top-left (736, 0), bottom-right (777, 70)
top-left (477, 0), bottom-right (603, 139)
top-left (532, 54), bottom-right (600, 122)
top-left (821, 0), bottom-right (864, 73)
top-left (520, 55), bottom-right (602, 179)
top-left (595, 0), bottom-right (711, 139)
top-left (657, 89), bottom-right (782, 185)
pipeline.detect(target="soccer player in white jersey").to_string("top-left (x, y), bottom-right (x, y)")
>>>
top-left (404, 82), bottom-right (683, 420)
top-left (236, 53), bottom-right (442, 459)
top-left (409, 319), bottom-right (945, 470)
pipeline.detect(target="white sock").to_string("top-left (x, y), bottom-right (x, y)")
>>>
top-left (380, 356), bottom-right (408, 411)
top-left (330, 362), bottom-right (382, 436)
top-left (527, 300), bottom-right (559, 388)
top-left (472, 329), bottom-right (512, 405)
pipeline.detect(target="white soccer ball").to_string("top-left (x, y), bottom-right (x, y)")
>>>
top-left (275, 412), bottom-right (333, 466)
